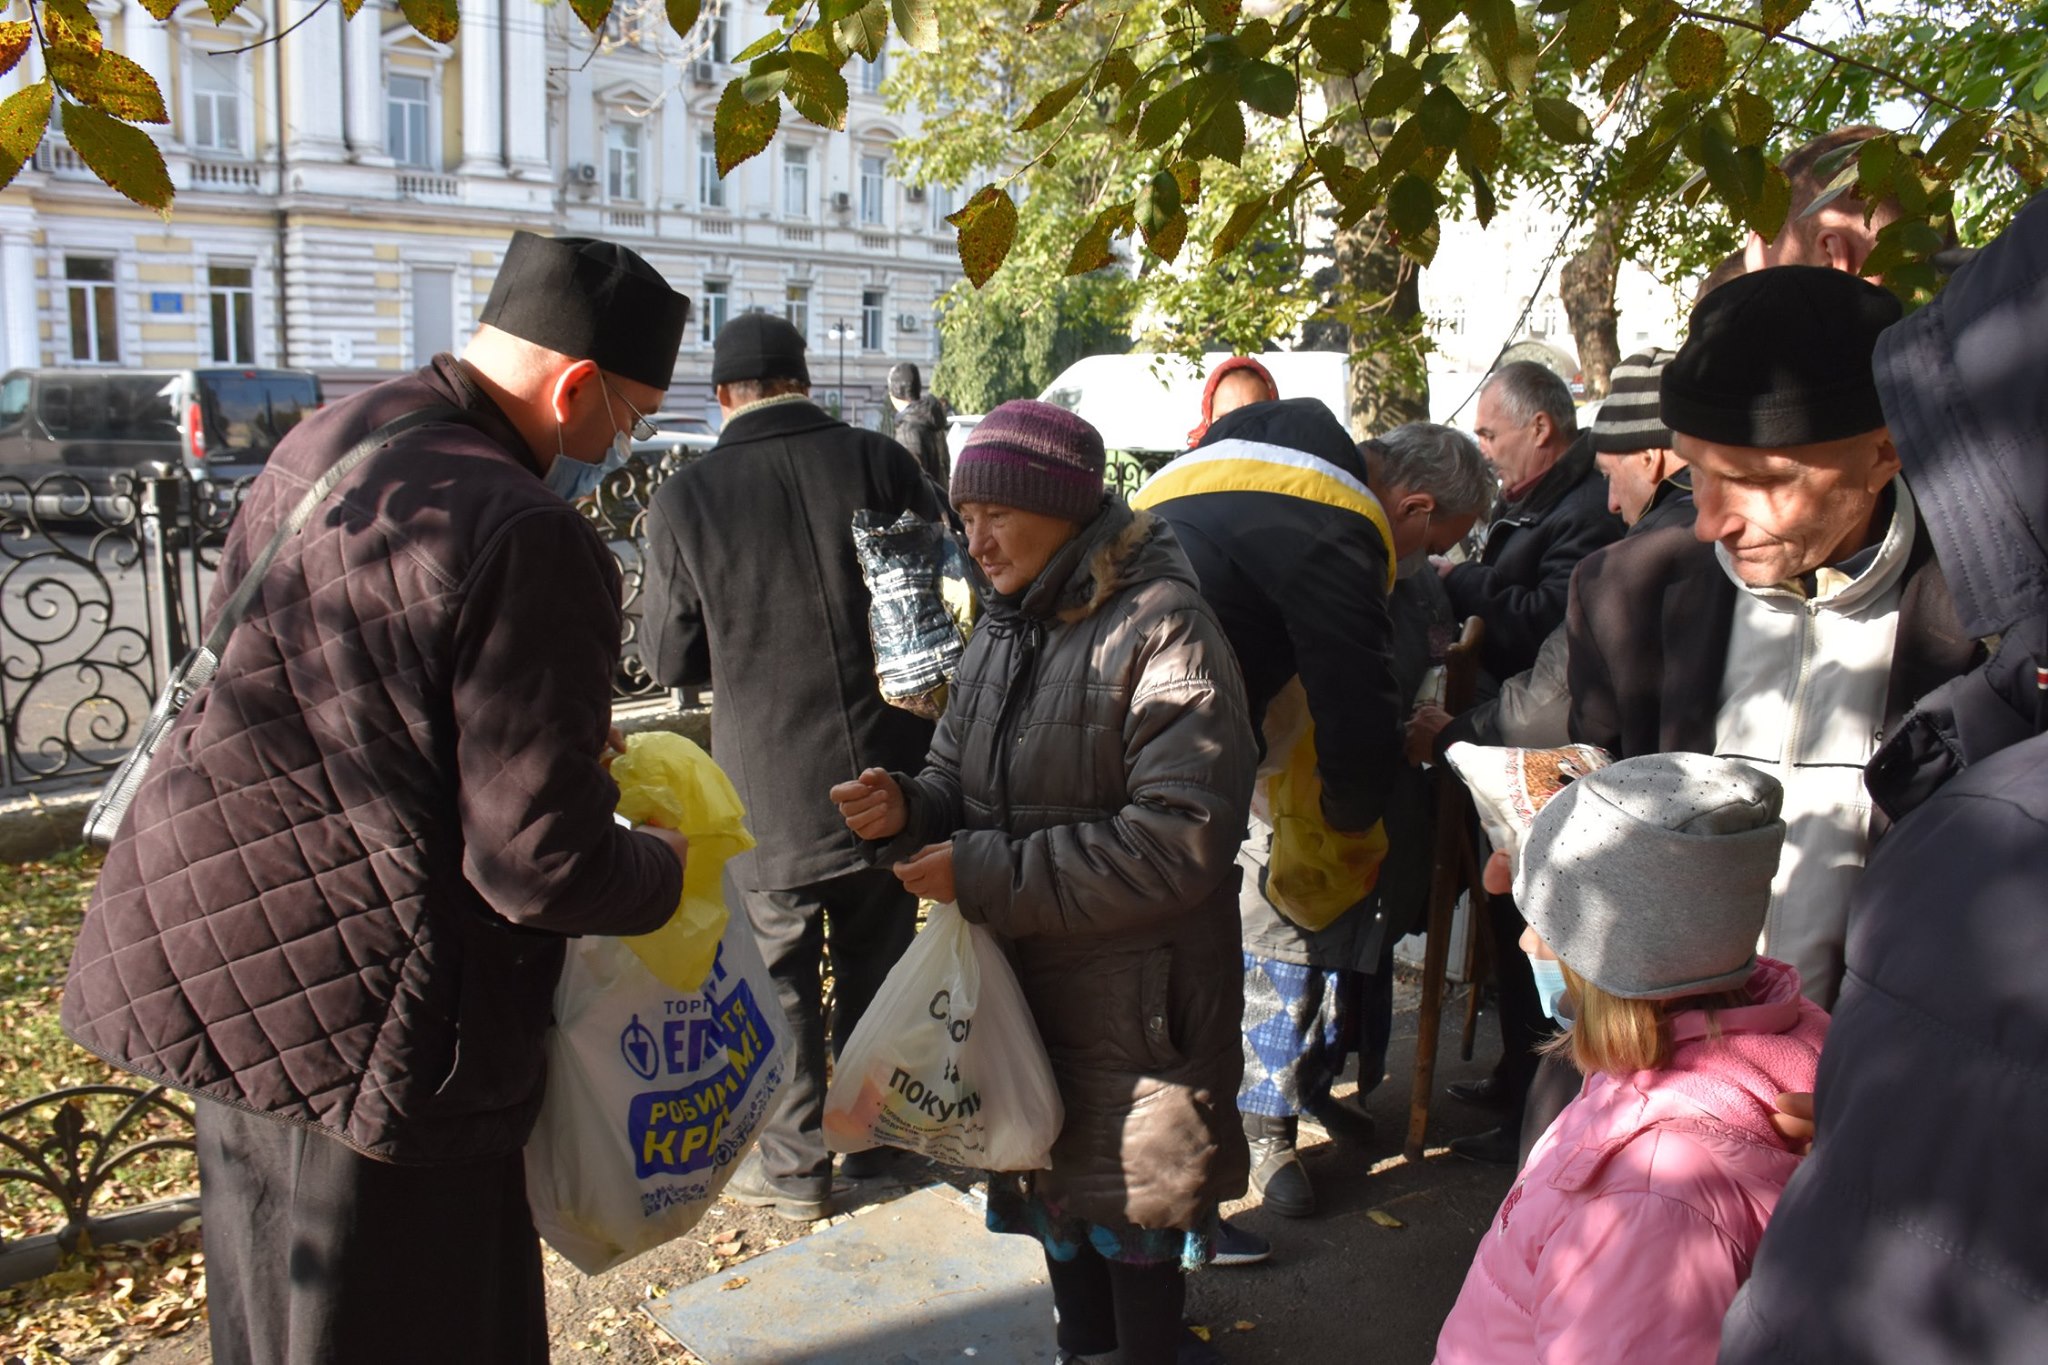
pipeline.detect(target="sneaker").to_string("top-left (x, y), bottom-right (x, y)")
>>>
top-left (1247, 1134), bottom-right (1315, 1218)
top-left (724, 1157), bottom-right (831, 1221)
top-left (1210, 1219), bottom-right (1272, 1267)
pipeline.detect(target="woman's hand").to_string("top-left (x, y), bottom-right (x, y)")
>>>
top-left (892, 842), bottom-right (956, 903)
top-left (1406, 704), bottom-right (1452, 766)
top-left (1770, 1091), bottom-right (1816, 1154)
top-left (830, 768), bottom-right (908, 840)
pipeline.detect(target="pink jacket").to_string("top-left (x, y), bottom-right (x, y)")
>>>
top-left (1435, 958), bottom-right (1828, 1365)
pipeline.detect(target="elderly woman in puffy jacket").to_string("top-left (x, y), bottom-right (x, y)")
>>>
top-left (831, 400), bottom-right (1257, 1365)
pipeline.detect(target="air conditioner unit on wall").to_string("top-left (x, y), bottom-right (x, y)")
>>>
top-left (832, 191), bottom-right (852, 212)
top-left (904, 185), bottom-right (926, 203)
top-left (896, 313), bottom-right (920, 332)
top-left (572, 163), bottom-right (598, 184)
top-left (692, 60), bottom-right (717, 83)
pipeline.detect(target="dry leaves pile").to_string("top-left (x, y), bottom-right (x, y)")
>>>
top-left (0, 1226), bottom-right (205, 1361)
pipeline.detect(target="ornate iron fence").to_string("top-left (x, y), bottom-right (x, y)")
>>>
top-left (0, 449), bottom-right (713, 797)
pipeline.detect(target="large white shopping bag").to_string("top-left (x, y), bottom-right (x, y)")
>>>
top-left (822, 903), bottom-right (1062, 1172)
top-left (525, 923), bottom-right (792, 1274)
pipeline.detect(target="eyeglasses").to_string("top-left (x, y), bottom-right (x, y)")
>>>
top-left (601, 374), bottom-right (660, 442)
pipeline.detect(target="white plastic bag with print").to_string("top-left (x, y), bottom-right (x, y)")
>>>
top-left (823, 903), bottom-right (1061, 1172)
top-left (524, 923), bottom-right (792, 1274)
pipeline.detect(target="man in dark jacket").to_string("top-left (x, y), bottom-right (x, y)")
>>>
top-left (61, 233), bottom-right (691, 1365)
top-left (1568, 268), bottom-right (1981, 1011)
top-left (883, 360), bottom-right (952, 491)
top-left (1720, 189), bottom-right (2048, 1365)
top-left (1442, 360), bottom-right (1624, 684)
top-left (1133, 397), bottom-right (1405, 1220)
top-left (642, 313), bottom-right (944, 1221)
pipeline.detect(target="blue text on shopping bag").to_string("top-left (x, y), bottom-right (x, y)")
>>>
top-left (628, 968), bottom-right (775, 1178)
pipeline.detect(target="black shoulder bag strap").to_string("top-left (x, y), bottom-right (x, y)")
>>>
top-left (83, 403), bottom-right (484, 847)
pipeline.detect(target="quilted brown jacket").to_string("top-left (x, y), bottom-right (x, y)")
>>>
top-left (881, 500), bottom-right (1257, 1230)
top-left (62, 360), bottom-right (682, 1166)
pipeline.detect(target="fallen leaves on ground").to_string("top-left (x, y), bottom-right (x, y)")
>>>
top-left (0, 1226), bottom-right (204, 1359)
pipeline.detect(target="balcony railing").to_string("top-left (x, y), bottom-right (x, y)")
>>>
top-left (396, 171), bottom-right (461, 200)
top-left (189, 159), bottom-right (264, 192)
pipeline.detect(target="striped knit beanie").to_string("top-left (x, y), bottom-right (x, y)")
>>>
top-left (950, 399), bottom-right (1105, 522)
top-left (1592, 348), bottom-right (1677, 454)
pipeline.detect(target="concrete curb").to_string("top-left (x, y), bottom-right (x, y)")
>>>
top-left (0, 704), bottom-right (714, 864)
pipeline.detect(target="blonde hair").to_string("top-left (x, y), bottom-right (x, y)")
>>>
top-left (1540, 960), bottom-right (1752, 1075)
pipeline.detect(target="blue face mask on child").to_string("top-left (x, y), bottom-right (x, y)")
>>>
top-left (1528, 953), bottom-right (1571, 1027)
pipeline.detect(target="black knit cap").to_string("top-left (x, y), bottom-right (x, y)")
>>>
top-left (478, 231), bottom-right (690, 390)
top-left (711, 312), bottom-right (810, 385)
top-left (1661, 266), bottom-right (1902, 447)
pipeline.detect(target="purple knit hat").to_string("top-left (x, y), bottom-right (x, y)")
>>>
top-left (951, 399), bottom-right (1106, 522)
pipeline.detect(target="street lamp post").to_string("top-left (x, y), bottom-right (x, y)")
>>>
top-left (827, 319), bottom-right (853, 420)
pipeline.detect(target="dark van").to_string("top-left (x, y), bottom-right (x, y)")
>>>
top-left (0, 367), bottom-right (323, 524)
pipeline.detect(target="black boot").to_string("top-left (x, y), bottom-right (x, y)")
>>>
top-left (1244, 1113), bottom-right (1315, 1218)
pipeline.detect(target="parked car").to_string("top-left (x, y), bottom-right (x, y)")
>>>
top-left (632, 411), bottom-right (719, 470)
top-left (0, 367), bottom-right (324, 526)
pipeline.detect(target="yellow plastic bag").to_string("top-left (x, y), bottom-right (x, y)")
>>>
top-left (1262, 717), bottom-right (1389, 932)
top-left (610, 732), bottom-right (756, 994)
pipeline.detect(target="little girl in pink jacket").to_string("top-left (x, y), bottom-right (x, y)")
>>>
top-left (1435, 752), bottom-right (1828, 1364)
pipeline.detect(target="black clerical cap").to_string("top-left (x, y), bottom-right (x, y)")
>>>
top-left (711, 312), bottom-right (811, 385)
top-left (1661, 266), bottom-right (1901, 448)
top-left (479, 232), bottom-right (690, 390)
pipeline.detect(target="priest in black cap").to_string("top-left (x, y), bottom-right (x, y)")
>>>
top-left (640, 311), bottom-right (946, 1220)
top-left (1567, 265), bottom-right (1982, 1010)
top-left (61, 231), bottom-right (693, 1365)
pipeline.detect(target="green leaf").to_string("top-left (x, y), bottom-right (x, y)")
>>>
top-left (1415, 84), bottom-right (1468, 147)
top-left (569, 0), bottom-right (612, 31)
top-left (1018, 76), bottom-right (1087, 132)
top-left (1602, 2), bottom-right (1677, 99)
top-left (1184, 92), bottom-right (1246, 164)
top-left (1192, 0), bottom-right (1240, 34)
top-left (1458, 109), bottom-right (1503, 177)
top-left (1727, 85), bottom-right (1771, 148)
top-left (838, 0), bottom-right (889, 59)
top-left (818, 0), bottom-right (868, 20)
top-left (1927, 111), bottom-right (1993, 178)
top-left (0, 22), bottom-right (31, 78)
top-left (1376, 117), bottom-right (1429, 181)
top-left (1751, 162), bottom-right (1791, 241)
top-left (1760, 0), bottom-right (1810, 35)
top-left (399, 0), bottom-right (458, 42)
top-left (1136, 80), bottom-right (1196, 151)
top-left (1463, 0), bottom-right (1518, 69)
top-left (1238, 60), bottom-right (1296, 118)
top-left (1386, 173), bottom-right (1440, 263)
top-left (1355, 0), bottom-right (1393, 43)
top-left (742, 54), bottom-right (792, 105)
top-left (714, 75), bottom-right (780, 175)
top-left (949, 184), bottom-right (1017, 288)
top-left (666, 0), bottom-right (702, 36)
top-left (1469, 165), bottom-right (1497, 225)
top-left (58, 100), bottom-right (171, 210)
top-left (1209, 195), bottom-right (1268, 261)
top-left (0, 81), bottom-right (51, 192)
top-left (1143, 210), bottom-right (1189, 264)
top-left (47, 47), bottom-right (167, 124)
top-left (1857, 135), bottom-right (1898, 206)
top-left (44, 0), bottom-right (101, 53)
top-left (1411, 0), bottom-right (1460, 39)
top-left (1531, 95), bottom-right (1592, 145)
top-left (338, 0), bottom-right (367, 16)
top-left (207, 0), bottom-right (245, 21)
top-left (1170, 158), bottom-right (1202, 206)
top-left (1664, 22), bottom-right (1726, 93)
top-left (1096, 50), bottom-right (1140, 94)
top-left (1565, 0), bottom-right (1619, 74)
top-left (784, 49), bottom-right (848, 130)
top-left (792, 24), bottom-right (846, 67)
top-left (889, 0), bottom-right (938, 53)
top-left (1308, 15), bottom-right (1364, 75)
top-left (1326, 164), bottom-right (1374, 228)
top-left (1137, 167), bottom-right (1183, 235)
top-left (733, 29), bottom-right (787, 62)
top-left (1364, 56), bottom-right (1423, 117)
top-left (1235, 17), bottom-right (1276, 59)
top-left (139, 0), bottom-right (180, 17)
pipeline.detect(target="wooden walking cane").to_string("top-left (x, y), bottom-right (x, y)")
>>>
top-left (1405, 615), bottom-right (1485, 1162)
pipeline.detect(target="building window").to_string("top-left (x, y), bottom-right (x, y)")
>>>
top-left (861, 290), bottom-right (884, 350)
top-left (65, 256), bottom-right (118, 364)
top-left (387, 72), bottom-right (432, 168)
top-left (931, 184), bottom-right (954, 232)
top-left (861, 50), bottom-right (886, 95)
top-left (412, 267), bottom-right (454, 365)
top-left (605, 121), bottom-right (642, 201)
top-left (700, 280), bottom-right (729, 344)
top-left (784, 283), bottom-right (810, 338)
top-left (189, 54), bottom-right (241, 153)
top-left (708, 15), bottom-right (728, 61)
top-left (698, 132), bottom-right (724, 208)
top-left (209, 264), bottom-right (255, 363)
top-left (859, 155), bottom-right (886, 226)
top-left (782, 146), bottom-right (810, 217)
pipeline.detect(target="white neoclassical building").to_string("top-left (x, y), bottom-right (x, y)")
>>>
top-left (0, 0), bottom-right (963, 424)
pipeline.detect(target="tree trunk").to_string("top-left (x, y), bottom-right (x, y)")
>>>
top-left (1559, 206), bottom-right (1621, 401)
top-left (1310, 95), bottom-right (1430, 438)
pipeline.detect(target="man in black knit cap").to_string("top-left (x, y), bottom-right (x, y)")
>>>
top-left (641, 313), bottom-right (946, 1221)
top-left (1567, 266), bottom-right (1982, 1011)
